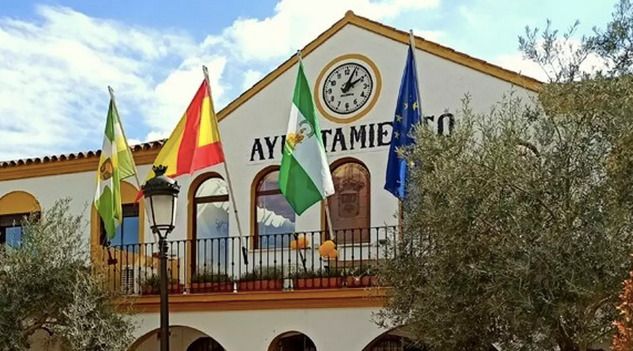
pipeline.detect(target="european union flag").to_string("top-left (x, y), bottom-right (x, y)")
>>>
top-left (384, 44), bottom-right (422, 200)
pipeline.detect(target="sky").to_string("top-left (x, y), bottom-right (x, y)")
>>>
top-left (0, 0), bottom-right (618, 161)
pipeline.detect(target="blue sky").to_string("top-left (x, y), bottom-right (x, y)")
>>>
top-left (0, 0), bottom-right (617, 160)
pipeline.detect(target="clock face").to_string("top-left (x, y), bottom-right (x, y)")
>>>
top-left (315, 54), bottom-right (382, 124)
top-left (322, 63), bottom-right (373, 115)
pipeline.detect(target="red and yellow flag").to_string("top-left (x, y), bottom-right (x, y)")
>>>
top-left (152, 80), bottom-right (224, 178)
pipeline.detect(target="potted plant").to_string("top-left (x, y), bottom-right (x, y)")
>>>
top-left (343, 266), bottom-right (378, 288)
top-left (190, 272), bottom-right (233, 293)
top-left (238, 267), bottom-right (284, 291)
top-left (140, 274), bottom-right (160, 295)
top-left (140, 274), bottom-right (182, 295)
top-left (291, 268), bottom-right (343, 290)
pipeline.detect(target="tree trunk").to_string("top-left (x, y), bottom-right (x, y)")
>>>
top-left (556, 325), bottom-right (579, 351)
top-left (558, 341), bottom-right (579, 351)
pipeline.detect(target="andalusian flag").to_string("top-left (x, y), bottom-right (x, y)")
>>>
top-left (95, 90), bottom-right (138, 239)
top-left (279, 60), bottom-right (334, 215)
top-left (149, 79), bottom-right (224, 179)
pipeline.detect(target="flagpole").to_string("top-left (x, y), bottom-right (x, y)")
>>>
top-left (201, 66), bottom-right (245, 238)
top-left (397, 30), bottom-right (419, 236)
top-left (409, 29), bottom-right (419, 70)
top-left (323, 199), bottom-right (335, 241)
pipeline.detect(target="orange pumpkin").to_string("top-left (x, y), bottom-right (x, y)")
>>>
top-left (319, 240), bottom-right (336, 257)
top-left (290, 234), bottom-right (309, 250)
top-left (295, 234), bottom-right (308, 249)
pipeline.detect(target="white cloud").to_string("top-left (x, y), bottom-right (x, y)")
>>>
top-left (127, 138), bottom-right (142, 146)
top-left (144, 131), bottom-right (169, 142)
top-left (0, 0), bottom-right (443, 160)
top-left (242, 69), bottom-right (264, 91)
top-left (413, 29), bottom-right (445, 42)
top-left (492, 38), bottom-right (608, 83)
top-left (0, 5), bottom-right (227, 160)
top-left (492, 53), bottom-right (548, 81)
top-left (148, 55), bottom-right (228, 135)
top-left (219, 0), bottom-right (439, 62)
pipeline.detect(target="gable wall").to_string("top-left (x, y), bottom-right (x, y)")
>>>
top-left (0, 23), bottom-right (538, 243)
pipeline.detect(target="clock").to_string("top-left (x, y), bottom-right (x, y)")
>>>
top-left (315, 54), bottom-right (381, 124)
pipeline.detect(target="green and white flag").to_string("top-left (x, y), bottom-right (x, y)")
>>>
top-left (279, 60), bottom-right (335, 215)
top-left (94, 89), bottom-right (138, 240)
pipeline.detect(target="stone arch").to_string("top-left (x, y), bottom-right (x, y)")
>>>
top-left (128, 325), bottom-right (227, 351)
top-left (0, 190), bottom-right (41, 215)
top-left (361, 327), bottom-right (427, 351)
top-left (186, 336), bottom-right (226, 351)
top-left (268, 330), bottom-right (317, 351)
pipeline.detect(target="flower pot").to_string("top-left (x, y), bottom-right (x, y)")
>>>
top-left (344, 275), bottom-right (378, 288)
top-left (238, 279), bottom-right (283, 291)
top-left (293, 276), bottom-right (342, 290)
top-left (141, 286), bottom-right (159, 295)
top-left (141, 282), bottom-right (182, 295)
top-left (190, 281), bottom-right (233, 293)
top-left (166, 281), bottom-right (184, 294)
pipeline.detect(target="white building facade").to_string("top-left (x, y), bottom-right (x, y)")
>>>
top-left (0, 11), bottom-right (539, 351)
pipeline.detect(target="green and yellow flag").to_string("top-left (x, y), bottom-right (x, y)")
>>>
top-left (279, 60), bottom-right (335, 215)
top-left (94, 88), bottom-right (138, 240)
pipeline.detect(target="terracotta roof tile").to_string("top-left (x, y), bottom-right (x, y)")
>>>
top-left (0, 140), bottom-right (165, 169)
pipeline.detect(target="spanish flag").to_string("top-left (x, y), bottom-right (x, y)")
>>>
top-left (151, 79), bottom-right (224, 178)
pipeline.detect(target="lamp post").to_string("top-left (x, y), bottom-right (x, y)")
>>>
top-left (142, 165), bottom-right (180, 351)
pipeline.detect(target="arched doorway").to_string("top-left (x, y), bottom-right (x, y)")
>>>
top-left (187, 336), bottom-right (226, 351)
top-left (268, 331), bottom-right (317, 351)
top-left (362, 328), bottom-right (428, 351)
top-left (129, 326), bottom-right (226, 351)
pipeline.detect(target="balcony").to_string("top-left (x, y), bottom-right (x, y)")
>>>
top-left (98, 226), bottom-right (397, 297)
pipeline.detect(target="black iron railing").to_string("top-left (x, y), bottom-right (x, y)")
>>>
top-left (98, 226), bottom-right (398, 295)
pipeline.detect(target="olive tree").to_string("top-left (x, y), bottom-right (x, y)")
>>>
top-left (377, 2), bottom-right (633, 350)
top-left (0, 199), bottom-right (134, 351)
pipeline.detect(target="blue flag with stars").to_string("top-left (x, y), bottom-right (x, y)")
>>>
top-left (384, 44), bottom-right (422, 200)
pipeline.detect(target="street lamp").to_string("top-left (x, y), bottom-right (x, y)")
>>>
top-left (142, 165), bottom-right (180, 351)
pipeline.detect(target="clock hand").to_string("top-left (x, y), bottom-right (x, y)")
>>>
top-left (349, 77), bottom-right (363, 88)
top-left (341, 67), bottom-right (358, 93)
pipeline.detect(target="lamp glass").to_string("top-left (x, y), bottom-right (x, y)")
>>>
top-left (149, 193), bottom-right (177, 229)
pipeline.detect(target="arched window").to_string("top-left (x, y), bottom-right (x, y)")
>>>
top-left (253, 167), bottom-right (295, 248)
top-left (97, 181), bottom-right (143, 248)
top-left (325, 159), bottom-right (371, 243)
top-left (0, 191), bottom-right (40, 248)
top-left (193, 174), bottom-right (229, 240)
top-left (191, 174), bottom-right (230, 277)
top-left (100, 204), bottom-right (139, 247)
